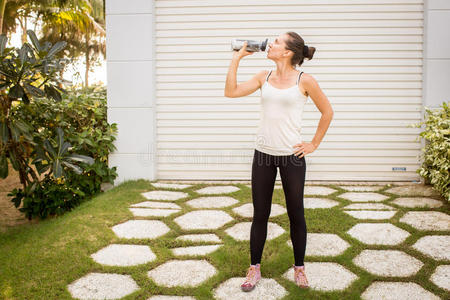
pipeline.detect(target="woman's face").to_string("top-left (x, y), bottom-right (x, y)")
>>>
top-left (267, 34), bottom-right (291, 60)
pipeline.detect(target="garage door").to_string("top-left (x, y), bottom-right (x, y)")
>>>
top-left (155, 0), bottom-right (424, 181)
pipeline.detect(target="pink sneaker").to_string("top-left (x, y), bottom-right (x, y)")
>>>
top-left (293, 264), bottom-right (310, 288)
top-left (240, 264), bottom-right (261, 292)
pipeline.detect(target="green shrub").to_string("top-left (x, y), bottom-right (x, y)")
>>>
top-left (412, 101), bottom-right (450, 201)
top-left (8, 84), bottom-right (118, 219)
top-left (9, 175), bottom-right (87, 220)
top-left (1, 30), bottom-right (103, 220)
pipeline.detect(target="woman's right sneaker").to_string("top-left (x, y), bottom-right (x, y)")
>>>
top-left (240, 264), bottom-right (261, 292)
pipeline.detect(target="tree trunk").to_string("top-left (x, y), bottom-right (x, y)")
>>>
top-left (20, 16), bottom-right (27, 44)
top-left (0, 0), bottom-right (7, 34)
top-left (85, 35), bottom-right (90, 88)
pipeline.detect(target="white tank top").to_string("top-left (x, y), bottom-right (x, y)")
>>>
top-left (255, 69), bottom-right (308, 155)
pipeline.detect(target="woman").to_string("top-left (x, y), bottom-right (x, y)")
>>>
top-left (225, 32), bottom-right (334, 292)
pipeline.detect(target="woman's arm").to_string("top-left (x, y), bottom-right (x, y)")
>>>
top-left (303, 74), bottom-right (334, 149)
top-left (224, 42), bottom-right (264, 98)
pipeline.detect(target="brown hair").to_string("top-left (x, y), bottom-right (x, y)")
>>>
top-left (284, 31), bottom-right (316, 68)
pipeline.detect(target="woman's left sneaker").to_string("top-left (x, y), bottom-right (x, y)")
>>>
top-left (293, 264), bottom-right (310, 288)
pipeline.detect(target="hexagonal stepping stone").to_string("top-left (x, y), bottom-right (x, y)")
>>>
top-left (130, 201), bottom-right (181, 209)
top-left (347, 223), bottom-right (410, 245)
top-left (282, 262), bottom-right (358, 291)
top-left (171, 245), bottom-right (222, 256)
top-left (147, 259), bottom-right (217, 287)
top-left (194, 185), bottom-right (240, 195)
top-left (430, 265), bottom-right (450, 291)
top-left (343, 203), bottom-right (395, 210)
top-left (338, 185), bottom-right (384, 192)
top-left (399, 211), bottom-right (450, 231)
top-left (339, 192), bottom-right (389, 202)
top-left (385, 185), bottom-right (442, 197)
top-left (112, 220), bottom-right (170, 239)
top-left (391, 197), bottom-right (443, 208)
top-left (67, 272), bottom-right (139, 299)
top-left (343, 210), bottom-right (397, 220)
top-left (361, 281), bottom-right (440, 300)
top-left (225, 222), bottom-right (285, 241)
top-left (353, 250), bottom-right (423, 277)
top-left (411, 235), bottom-right (450, 260)
top-left (232, 203), bottom-right (286, 218)
top-left (304, 186), bottom-right (337, 195)
top-left (213, 277), bottom-right (287, 300)
top-left (186, 196), bottom-right (239, 208)
top-left (129, 208), bottom-right (180, 217)
top-left (151, 182), bottom-right (192, 189)
top-left (148, 296), bottom-right (196, 300)
top-left (91, 244), bottom-right (157, 266)
top-left (304, 197), bottom-right (340, 208)
top-left (174, 210), bottom-right (233, 230)
top-left (286, 233), bottom-right (350, 256)
top-left (175, 233), bottom-right (222, 243)
top-left (141, 190), bottom-right (189, 201)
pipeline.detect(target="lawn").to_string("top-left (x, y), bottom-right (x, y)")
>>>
top-left (0, 180), bottom-right (448, 299)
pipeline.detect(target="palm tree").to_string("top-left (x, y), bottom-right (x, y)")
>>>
top-left (0, 0), bottom-right (105, 87)
top-left (40, 0), bottom-right (105, 87)
top-left (0, 0), bottom-right (69, 35)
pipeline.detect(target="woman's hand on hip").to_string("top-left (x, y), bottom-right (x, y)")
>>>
top-left (293, 142), bottom-right (317, 158)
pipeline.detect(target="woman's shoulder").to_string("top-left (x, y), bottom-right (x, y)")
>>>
top-left (254, 69), bottom-right (271, 87)
top-left (261, 69), bottom-right (271, 77)
top-left (300, 71), bottom-right (314, 80)
top-left (300, 72), bottom-right (317, 86)
top-left (299, 72), bottom-right (319, 97)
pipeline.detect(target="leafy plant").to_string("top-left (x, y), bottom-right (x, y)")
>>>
top-left (0, 29), bottom-right (97, 219)
top-left (410, 101), bottom-right (450, 201)
top-left (33, 127), bottom-right (94, 178)
top-left (9, 168), bottom-right (88, 220)
top-left (11, 84), bottom-right (118, 198)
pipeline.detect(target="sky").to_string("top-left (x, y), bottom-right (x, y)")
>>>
top-left (8, 19), bottom-right (107, 87)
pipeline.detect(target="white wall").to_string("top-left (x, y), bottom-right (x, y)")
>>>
top-left (423, 0), bottom-right (450, 109)
top-left (106, 0), bottom-right (433, 184)
top-left (106, 0), bottom-right (157, 184)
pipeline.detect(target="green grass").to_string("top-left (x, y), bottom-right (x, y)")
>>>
top-left (0, 180), bottom-right (449, 299)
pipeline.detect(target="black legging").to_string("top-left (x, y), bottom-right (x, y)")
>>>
top-left (250, 149), bottom-right (307, 266)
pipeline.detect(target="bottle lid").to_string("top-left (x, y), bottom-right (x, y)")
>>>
top-left (261, 38), bottom-right (268, 51)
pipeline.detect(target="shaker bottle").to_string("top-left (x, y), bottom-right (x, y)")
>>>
top-left (231, 38), bottom-right (269, 52)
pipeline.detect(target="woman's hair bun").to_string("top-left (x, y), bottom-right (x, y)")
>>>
top-left (304, 45), bottom-right (316, 61)
top-left (285, 31), bottom-right (316, 67)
